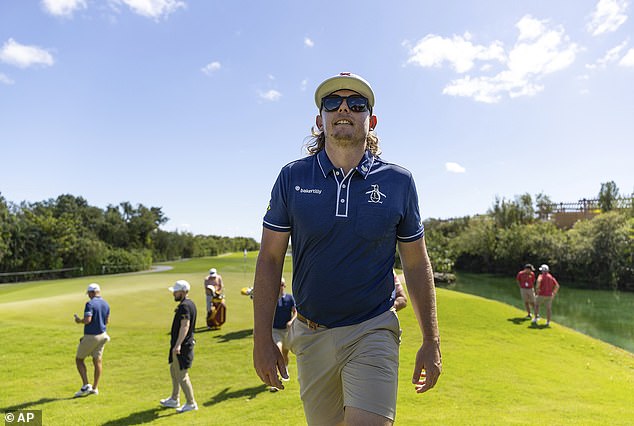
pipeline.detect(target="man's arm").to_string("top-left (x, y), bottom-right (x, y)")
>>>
top-left (172, 318), bottom-right (190, 355)
top-left (253, 228), bottom-right (291, 389)
top-left (398, 237), bottom-right (442, 394)
top-left (74, 314), bottom-right (93, 325)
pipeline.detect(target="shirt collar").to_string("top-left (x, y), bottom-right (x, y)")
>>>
top-left (317, 149), bottom-right (376, 179)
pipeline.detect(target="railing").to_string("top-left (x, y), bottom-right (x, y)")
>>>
top-left (548, 195), bottom-right (632, 213)
top-left (0, 267), bottom-right (83, 283)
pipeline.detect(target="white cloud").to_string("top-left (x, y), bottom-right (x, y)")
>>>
top-left (407, 15), bottom-right (580, 103)
top-left (0, 38), bottom-right (54, 68)
top-left (586, 40), bottom-right (629, 69)
top-left (620, 48), bottom-right (634, 66)
top-left (304, 37), bottom-right (314, 48)
top-left (0, 73), bottom-right (15, 85)
top-left (507, 16), bottom-right (578, 76)
top-left (201, 61), bottom-right (221, 75)
top-left (587, 0), bottom-right (629, 36)
top-left (446, 162), bottom-right (466, 173)
top-left (300, 79), bottom-right (308, 91)
top-left (259, 89), bottom-right (282, 101)
top-left (41, 0), bottom-right (87, 16)
top-left (405, 32), bottom-right (505, 73)
top-left (112, 0), bottom-right (186, 20)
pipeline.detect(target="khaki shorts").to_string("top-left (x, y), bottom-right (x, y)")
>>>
top-left (520, 288), bottom-right (536, 304)
top-left (536, 295), bottom-right (554, 308)
top-left (76, 332), bottom-right (110, 359)
top-left (289, 309), bottom-right (401, 425)
top-left (272, 327), bottom-right (290, 351)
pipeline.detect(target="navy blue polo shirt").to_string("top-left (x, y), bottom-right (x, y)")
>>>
top-left (273, 293), bottom-right (296, 329)
top-left (84, 297), bottom-right (110, 335)
top-left (263, 149), bottom-right (424, 328)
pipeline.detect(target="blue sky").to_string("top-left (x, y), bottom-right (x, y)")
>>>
top-left (1, 0), bottom-right (632, 240)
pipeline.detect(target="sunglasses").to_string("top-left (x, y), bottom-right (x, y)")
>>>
top-left (321, 95), bottom-right (370, 113)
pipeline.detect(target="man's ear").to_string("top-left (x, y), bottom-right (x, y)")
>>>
top-left (316, 114), bottom-right (323, 131)
top-left (370, 115), bottom-right (378, 130)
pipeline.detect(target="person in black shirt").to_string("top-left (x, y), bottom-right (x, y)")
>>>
top-left (160, 280), bottom-right (198, 413)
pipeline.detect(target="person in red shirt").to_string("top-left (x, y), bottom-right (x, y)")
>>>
top-left (516, 264), bottom-right (536, 319)
top-left (533, 264), bottom-right (560, 326)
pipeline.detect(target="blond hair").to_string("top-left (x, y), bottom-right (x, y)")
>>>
top-left (305, 127), bottom-right (381, 156)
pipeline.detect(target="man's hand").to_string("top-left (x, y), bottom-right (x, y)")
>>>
top-left (412, 338), bottom-right (442, 393)
top-left (253, 339), bottom-right (288, 390)
top-left (172, 345), bottom-right (181, 355)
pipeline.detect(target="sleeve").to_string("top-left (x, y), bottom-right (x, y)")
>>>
top-left (263, 168), bottom-right (292, 232)
top-left (84, 301), bottom-right (93, 317)
top-left (179, 304), bottom-right (191, 321)
top-left (396, 175), bottom-right (424, 242)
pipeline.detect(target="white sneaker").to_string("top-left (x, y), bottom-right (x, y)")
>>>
top-left (531, 318), bottom-right (537, 324)
top-left (177, 403), bottom-right (198, 413)
top-left (89, 388), bottom-right (99, 395)
top-left (269, 386), bottom-right (279, 392)
top-left (160, 397), bottom-right (180, 408)
top-left (74, 384), bottom-right (92, 397)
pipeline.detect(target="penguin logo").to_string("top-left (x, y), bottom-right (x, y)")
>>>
top-left (366, 184), bottom-right (386, 204)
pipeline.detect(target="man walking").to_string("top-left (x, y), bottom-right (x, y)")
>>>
top-left (516, 264), bottom-right (536, 319)
top-left (73, 283), bottom-right (110, 397)
top-left (533, 264), bottom-right (560, 327)
top-left (253, 72), bottom-right (441, 425)
top-left (160, 280), bottom-right (198, 413)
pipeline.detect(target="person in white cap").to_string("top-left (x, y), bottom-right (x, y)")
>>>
top-left (533, 264), bottom-right (560, 326)
top-left (160, 280), bottom-right (198, 413)
top-left (73, 283), bottom-right (110, 397)
top-left (204, 268), bottom-right (223, 314)
top-left (254, 72), bottom-right (441, 425)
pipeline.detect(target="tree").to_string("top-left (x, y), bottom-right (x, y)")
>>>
top-left (488, 193), bottom-right (534, 228)
top-left (567, 211), bottom-right (630, 290)
top-left (535, 192), bottom-right (554, 220)
top-left (598, 181), bottom-right (620, 212)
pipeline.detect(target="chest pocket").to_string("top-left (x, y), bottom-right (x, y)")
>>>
top-left (354, 208), bottom-right (394, 241)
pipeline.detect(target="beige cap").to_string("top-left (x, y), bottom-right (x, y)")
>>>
top-left (314, 72), bottom-right (375, 109)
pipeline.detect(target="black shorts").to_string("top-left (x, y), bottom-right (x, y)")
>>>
top-left (168, 342), bottom-right (195, 369)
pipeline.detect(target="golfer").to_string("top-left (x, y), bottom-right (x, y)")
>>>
top-left (73, 283), bottom-right (110, 397)
top-left (160, 280), bottom-right (198, 413)
top-left (253, 72), bottom-right (441, 425)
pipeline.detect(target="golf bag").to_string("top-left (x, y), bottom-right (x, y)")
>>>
top-left (207, 295), bottom-right (226, 328)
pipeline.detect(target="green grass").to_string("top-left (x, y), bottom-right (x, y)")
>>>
top-left (442, 272), bottom-right (634, 353)
top-left (1, 253), bottom-right (633, 425)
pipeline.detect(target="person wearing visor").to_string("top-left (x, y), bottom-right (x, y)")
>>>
top-left (253, 72), bottom-right (441, 425)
